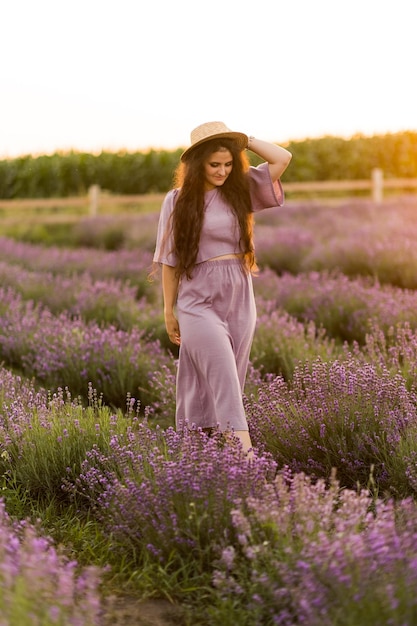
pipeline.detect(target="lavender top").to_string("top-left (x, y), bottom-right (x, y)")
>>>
top-left (153, 162), bottom-right (284, 267)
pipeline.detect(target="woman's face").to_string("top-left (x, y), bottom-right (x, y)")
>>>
top-left (203, 148), bottom-right (233, 191)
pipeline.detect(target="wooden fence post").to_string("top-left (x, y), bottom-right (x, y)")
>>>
top-left (372, 168), bottom-right (383, 204)
top-left (89, 184), bottom-right (100, 216)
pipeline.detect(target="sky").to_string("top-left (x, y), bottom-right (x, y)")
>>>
top-left (0, 0), bottom-right (416, 158)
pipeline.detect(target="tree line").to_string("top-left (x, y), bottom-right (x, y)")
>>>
top-left (0, 131), bottom-right (416, 199)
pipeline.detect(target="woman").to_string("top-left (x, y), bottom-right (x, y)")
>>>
top-left (153, 121), bottom-right (292, 455)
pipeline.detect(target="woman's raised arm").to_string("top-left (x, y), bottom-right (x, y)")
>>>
top-left (247, 136), bottom-right (292, 181)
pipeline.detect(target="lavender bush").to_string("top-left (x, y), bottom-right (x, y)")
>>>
top-left (0, 236), bottom-right (155, 300)
top-left (0, 286), bottom-right (174, 411)
top-left (253, 223), bottom-right (314, 275)
top-left (254, 196), bottom-right (417, 289)
top-left (0, 260), bottom-right (145, 329)
top-left (245, 356), bottom-right (417, 492)
top-left (0, 369), bottom-right (138, 503)
top-left (72, 213), bottom-right (160, 252)
top-left (70, 425), bottom-right (276, 570)
top-left (304, 222), bottom-right (417, 290)
top-left (254, 269), bottom-right (417, 344)
top-left (252, 302), bottom-right (338, 379)
top-left (211, 470), bottom-right (417, 626)
top-left (355, 320), bottom-right (417, 394)
top-left (0, 499), bottom-right (102, 625)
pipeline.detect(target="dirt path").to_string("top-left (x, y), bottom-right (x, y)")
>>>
top-left (101, 596), bottom-right (185, 626)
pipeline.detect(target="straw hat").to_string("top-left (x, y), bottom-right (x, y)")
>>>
top-left (181, 121), bottom-right (248, 161)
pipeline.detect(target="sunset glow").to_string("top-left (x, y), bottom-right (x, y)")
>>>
top-left (1, 0), bottom-right (415, 157)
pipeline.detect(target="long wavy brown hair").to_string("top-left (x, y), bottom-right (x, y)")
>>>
top-left (170, 138), bottom-right (255, 279)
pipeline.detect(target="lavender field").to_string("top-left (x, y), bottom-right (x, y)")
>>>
top-left (1, 195), bottom-right (417, 625)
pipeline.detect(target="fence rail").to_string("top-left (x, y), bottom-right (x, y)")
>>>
top-left (1, 170), bottom-right (417, 215)
top-left (284, 171), bottom-right (417, 204)
top-left (0, 192), bottom-right (164, 214)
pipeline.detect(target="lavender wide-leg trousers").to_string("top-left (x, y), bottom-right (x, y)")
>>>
top-left (175, 259), bottom-right (256, 431)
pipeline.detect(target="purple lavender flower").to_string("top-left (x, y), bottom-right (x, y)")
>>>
top-left (0, 498), bottom-right (102, 624)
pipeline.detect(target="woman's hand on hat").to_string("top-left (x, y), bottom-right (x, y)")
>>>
top-left (246, 136), bottom-right (255, 150)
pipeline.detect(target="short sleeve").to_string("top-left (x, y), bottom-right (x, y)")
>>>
top-left (153, 189), bottom-right (178, 266)
top-left (248, 162), bottom-right (284, 212)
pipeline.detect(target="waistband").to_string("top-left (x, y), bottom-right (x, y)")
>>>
top-left (197, 258), bottom-right (242, 267)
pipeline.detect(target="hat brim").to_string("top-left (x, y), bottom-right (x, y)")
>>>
top-left (181, 131), bottom-right (248, 161)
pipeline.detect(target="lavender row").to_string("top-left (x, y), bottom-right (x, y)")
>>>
top-left (8, 196), bottom-right (416, 291)
top-left (2, 358), bottom-right (417, 622)
top-left (254, 268), bottom-right (417, 344)
top-left (213, 470), bottom-right (417, 625)
top-left (0, 236), bottom-right (155, 300)
top-left (246, 355), bottom-right (417, 494)
top-left (4, 231), bottom-right (417, 347)
top-left (254, 196), bottom-right (417, 289)
top-left (3, 330), bottom-right (417, 501)
top-left (2, 279), bottom-right (417, 416)
top-left (0, 260), bottom-right (154, 330)
top-left (0, 286), bottom-right (174, 411)
top-left (4, 196), bottom-right (417, 294)
top-left (0, 498), bottom-right (101, 625)
top-left (4, 241), bottom-right (417, 352)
